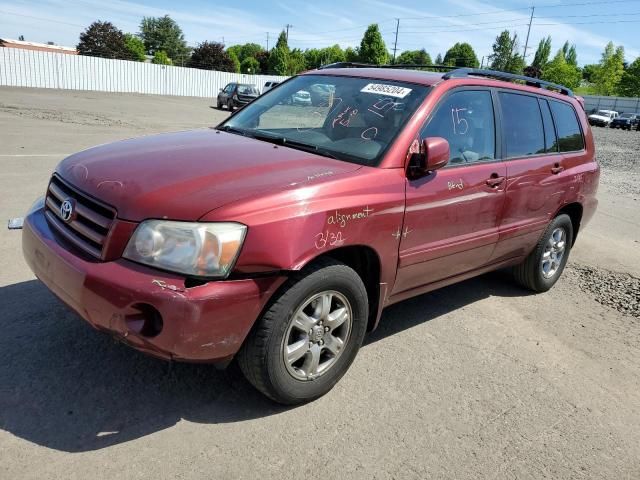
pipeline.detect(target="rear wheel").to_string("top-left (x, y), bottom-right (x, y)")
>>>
top-left (513, 214), bottom-right (573, 292)
top-left (238, 258), bottom-right (368, 404)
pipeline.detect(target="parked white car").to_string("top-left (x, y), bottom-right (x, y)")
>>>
top-left (263, 81), bottom-right (280, 93)
top-left (588, 109), bottom-right (619, 127)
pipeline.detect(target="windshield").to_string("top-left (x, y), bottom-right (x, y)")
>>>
top-left (219, 74), bottom-right (430, 166)
top-left (238, 85), bottom-right (258, 95)
top-left (597, 110), bottom-right (613, 117)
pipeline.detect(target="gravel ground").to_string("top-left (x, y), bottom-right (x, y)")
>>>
top-left (592, 127), bottom-right (640, 197)
top-left (0, 87), bottom-right (639, 480)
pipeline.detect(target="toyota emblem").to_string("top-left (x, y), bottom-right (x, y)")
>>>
top-left (60, 198), bottom-right (76, 223)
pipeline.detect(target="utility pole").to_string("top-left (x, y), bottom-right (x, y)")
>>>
top-left (266, 32), bottom-right (269, 51)
top-left (285, 24), bottom-right (292, 42)
top-left (392, 18), bottom-right (400, 63)
top-left (523, 6), bottom-right (535, 60)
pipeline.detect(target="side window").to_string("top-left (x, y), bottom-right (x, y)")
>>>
top-left (539, 98), bottom-right (558, 153)
top-left (498, 92), bottom-right (545, 157)
top-left (421, 90), bottom-right (495, 165)
top-left (224, 83), bottom-right (234, 94)
top-left (549, 101), bottom-right (585, 152)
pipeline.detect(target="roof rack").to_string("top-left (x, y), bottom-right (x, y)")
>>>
top-left (318, 62), bottom-right (457, 71)
top-left (442, 68), bottom-right (573, 96)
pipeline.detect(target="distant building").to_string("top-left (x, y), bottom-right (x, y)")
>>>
top-left (0, 38), bottom-right (77, 55)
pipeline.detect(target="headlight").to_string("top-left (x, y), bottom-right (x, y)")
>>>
top-left (123, 220), bottom-right (247, 278)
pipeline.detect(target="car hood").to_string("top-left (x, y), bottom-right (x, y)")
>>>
top-left (589, 114), bottom-right (610, 121)
top-left (56, 129), bottom-right (362, 221)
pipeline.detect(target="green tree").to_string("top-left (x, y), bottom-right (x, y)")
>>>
top-left (562, 41), bottom-right (578, 66)
top-left (618, 57), bottom-right (640, 97)
top-left (124, 33), bottom-right (146, 61)
top-left (288, 48), bottom-right (307, 74)
top-left (268, 31), bottom-right (290, 75)
top-left (152, 50), bottom-right (172, 65)
top-left (582, 64), bottom-right (599, 83)
top-left (139, 15), bottom-right (189, 63)
top-left (188, 41), bottom-right (235, 72)
top-left (240, 56), bottom-right (260, 74)
top-left (255, 50), bottom-right (269, 73)
top-left (344, 46), bottom-right (359, 62)
top-left (435, 53), bottom-right (443, 64)
top-left (541, 50), bottom-right (581, 89)
top-left (443, 42), bottom-right (479, 68)
top-left (396, 49), bottom-right (432, 66)
top-left (228, 50), bottom-right (241, 72)
top-left (532, 36), bottom-right (552, 69)
top-left (594, 42), bottom-right (625, 95)
top-left (358, 24), bottom-right (389, 64)
top-left (77, 21), bottom-right (129, 59)
top-left (488, 30), bottom-right (525, 74)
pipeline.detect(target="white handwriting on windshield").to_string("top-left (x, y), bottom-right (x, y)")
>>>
top-left (332, 106), bottom-right (358, 128)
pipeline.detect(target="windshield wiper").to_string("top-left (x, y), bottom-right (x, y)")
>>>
top-left (217, 125), bottom-right (248, 136)
top-left (248, 131), bottom-right (340, 160)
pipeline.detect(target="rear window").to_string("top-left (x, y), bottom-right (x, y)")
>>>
top-left (499, 92), bottom-right (545, 157)
top-left (549, 101), bottom-right (585, 152)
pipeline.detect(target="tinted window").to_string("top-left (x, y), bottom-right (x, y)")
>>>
top-left (539, 98), bottom-right (558, 153)
top-left (499, 92), bottom-right (545, 157)
top-left (550, 101), bottom-right (585, 152)
top-left (421, 90), bottom-right (495, 165)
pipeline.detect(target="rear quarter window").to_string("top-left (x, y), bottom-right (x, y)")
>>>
top-left (549, 100), bottom-right (585, 152)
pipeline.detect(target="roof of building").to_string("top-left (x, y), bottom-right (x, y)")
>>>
top-left (0, 38), bottom-right (77, 53)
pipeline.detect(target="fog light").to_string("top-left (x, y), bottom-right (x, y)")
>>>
top-left (125, 304), bottom-right (163, 338)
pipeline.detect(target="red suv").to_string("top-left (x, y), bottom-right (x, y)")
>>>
top-left (21, 66), bottom-right (599, 404)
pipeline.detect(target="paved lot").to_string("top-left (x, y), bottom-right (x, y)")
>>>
top-left (0, 87), bottom-right (639, 479)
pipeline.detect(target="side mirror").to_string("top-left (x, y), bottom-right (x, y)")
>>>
top-left (408, 137), bottom-right (450, 178)
top-left (219, 88), bottom-right (224, 92)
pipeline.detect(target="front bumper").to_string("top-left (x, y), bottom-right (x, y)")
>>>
top-left (22, 208), bottom-right (286, 362)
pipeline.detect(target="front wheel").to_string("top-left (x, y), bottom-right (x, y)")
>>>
top-left (238, 258), bottom-right (368, 404)
top-left (512, 214), bottom-right (573, 292)
top-left (227, 100), bottom-right (234, 111)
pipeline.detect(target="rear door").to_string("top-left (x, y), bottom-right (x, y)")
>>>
top-left (491, 92), bottom-right (572, 262)
top-left (392, 88), bottom-right (507, 296)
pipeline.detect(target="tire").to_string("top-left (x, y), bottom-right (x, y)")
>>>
top-left (227, 100), bottom-right (234, 112)
top-left (238, 258), bottom-right (368, 404)
top-left (512, 214), bottom-right (574, 293)
top-left (217, 100), bottom-right (222, 109)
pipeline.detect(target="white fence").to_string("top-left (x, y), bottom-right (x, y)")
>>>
top-left (583, 95), bottom-right (640, 113)
top-left (0, 47), bottom-right (288, 97)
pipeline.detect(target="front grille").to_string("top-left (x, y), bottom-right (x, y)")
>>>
top-left (44, 175), bottom-right (116, 259)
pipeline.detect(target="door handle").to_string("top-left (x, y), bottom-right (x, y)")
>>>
top-left (486, 174), bottom-right (505, 188)
top-left (551, 163), bottom-right (564, 174)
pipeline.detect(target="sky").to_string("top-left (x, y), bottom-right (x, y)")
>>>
top-left (1, 0), bottom-right (638, 66)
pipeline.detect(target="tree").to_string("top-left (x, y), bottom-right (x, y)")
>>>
top-left (304, 45), bottom-right (345, 68)
top-left (582, 64), bottom-right (599, 83)
top-left (562, 41), bottom-right (578, 66)
top-left (344, 46), bottom-right (359, 62)
top-left (77, 21), bottom-right (129, 59)
top-left (124, 33), bottom-right (146, 61)
top-left (240, 56), bottom-right (260, 74)
top-left (358, 24), bottom-right (389, 65)
top-left (541, 50), bottom-right (581, 89)
top-left (228, 50), bottom-right (241, 73)
top-left (255, 50), bottom-right (269, 74)
top-left (594, 42), bottom-right (625, 96)
top-left (488, 30), bottom-right (524, 74)
top-left (443, 42), bottom-right (479, 68)
top-left (268, 31), bottom-right (290, 75)
top-left (18, 35), bottom-right (25, 41)
top-left (524, 65), bottom-right (542, 78)
top-left (435, 53), bottom-right (443, 64)
top-left (289, 48), bottom-right (307, 74)
top-left (396, 49), bottom-right (432, 66)
top-left (139, 15), bottom-right (189, 63)
top-left (152, 50), bottom-right (172, 65)
top-left (532, 36), bottom-right (552, 69)
top-left (188, 41), bottom-right (235, 72)
top-left (618, 57), bottom-right (640, 97)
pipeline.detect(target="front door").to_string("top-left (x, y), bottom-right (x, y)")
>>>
top-left (392, 88), bottom-right (506, 296)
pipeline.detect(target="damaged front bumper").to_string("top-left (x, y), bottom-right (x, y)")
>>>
top-left (22, 207), bottom-right (286, 363)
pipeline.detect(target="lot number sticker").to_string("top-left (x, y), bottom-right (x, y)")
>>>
top-left (360, 83), bottom-right (412, 98)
